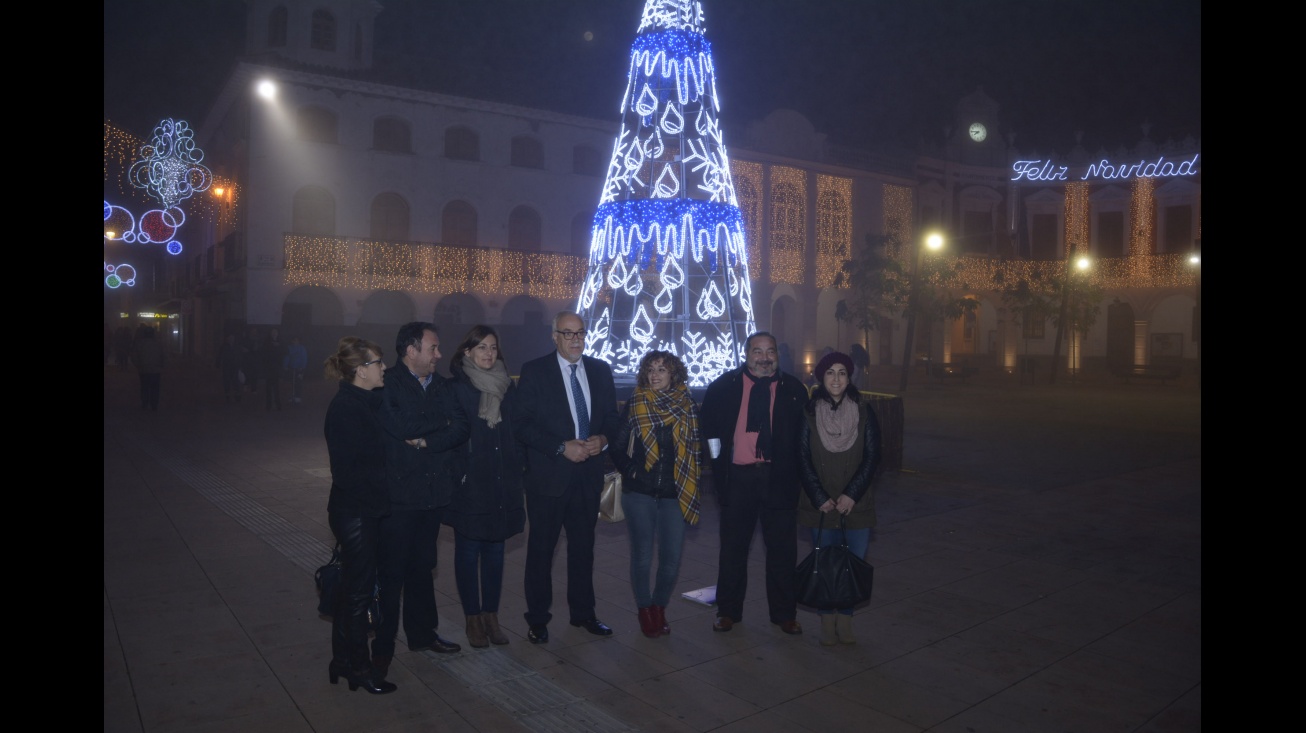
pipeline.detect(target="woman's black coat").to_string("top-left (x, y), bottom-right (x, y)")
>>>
top-left (324, 381), bottom-right (390, 518)
top-left (443, 375), bottom-right (526, 542)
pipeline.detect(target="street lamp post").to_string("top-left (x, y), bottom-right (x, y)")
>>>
top-left (1190, 245), bottom-right (1200, 385)
top-left (1068, 256), bottom-right (1090, 381)
top-left (899, 233), bottom-right (943, 392)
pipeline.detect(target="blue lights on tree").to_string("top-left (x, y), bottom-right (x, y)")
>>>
top-left (577, 0), bottom-right (756, 387)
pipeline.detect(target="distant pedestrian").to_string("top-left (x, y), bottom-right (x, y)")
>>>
top-left (849, 343), bottom-right (870, 390)
top-left (132, 325), bottom-right (165, 411)
top-left (114, 326), bottom-right (133, 369)
top-left (286, 336), bottom-right (308, 404)
top-left (216, 333), bottom-right (242, 403)
top-left (242, 327), bottom-right (261, 393)
top-left (262, 327), bottom-right (287, 410)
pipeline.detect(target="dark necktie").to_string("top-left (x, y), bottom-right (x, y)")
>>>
top-left (570, 363), bottom-right (590, 439)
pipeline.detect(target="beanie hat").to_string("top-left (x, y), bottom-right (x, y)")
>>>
top-left (814, 351), bottom-right (855, 381)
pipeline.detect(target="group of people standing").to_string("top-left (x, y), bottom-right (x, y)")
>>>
top-left (217, 328), bottom-right (309, 408)
top-left (320, 312), bottom-right (882, 695)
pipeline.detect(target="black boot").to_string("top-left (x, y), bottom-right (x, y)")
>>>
top-left (346, 667), bottom-right (397, 694)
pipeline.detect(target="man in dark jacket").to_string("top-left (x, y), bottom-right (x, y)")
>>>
top-left (261, 327), bottom-right (287, 411)
top-left (700, 332), bottom-right (808, 635)
top-left (514, 312), bottom-right (620, 644)
top-left (372, 322), bottom-right (470, 674)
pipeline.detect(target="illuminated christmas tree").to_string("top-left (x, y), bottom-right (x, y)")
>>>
top-left (576, 0), bottom-right (756, 386)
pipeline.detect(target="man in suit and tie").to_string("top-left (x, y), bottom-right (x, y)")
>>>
top-left (515, 311), bottom-right (620, 643)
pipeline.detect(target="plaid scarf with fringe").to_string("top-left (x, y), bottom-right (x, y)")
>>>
top-left (627, 384), bottom-right (701, 525)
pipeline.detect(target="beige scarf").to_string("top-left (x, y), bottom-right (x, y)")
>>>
top-left (461, 359), bottom-right (510, 428)
top-left (814, 399), bottom-right (859, 452)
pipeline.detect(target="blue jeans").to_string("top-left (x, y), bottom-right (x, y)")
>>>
top-left (809, 525), bottom-right (871, 616)
top-left (622, 491), bottom-right (687, 608)
top-left (453, 532), bottom-right (505, 616)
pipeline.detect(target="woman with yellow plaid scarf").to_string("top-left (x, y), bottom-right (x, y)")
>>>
top-left (611, 350), bottom-right (701, 638)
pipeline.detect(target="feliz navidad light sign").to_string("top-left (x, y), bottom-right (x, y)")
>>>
top-left (1011, 153), bottom-right (1200, 183)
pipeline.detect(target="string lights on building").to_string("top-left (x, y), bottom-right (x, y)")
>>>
top-left (283, 235), bottom-right (588, 300)
top-left (732, 159), bottom-right (763, 281)
top-left (1130, 177), bottom-right (1155, 256)
top-left (768, 165), bottom-right (806, 285)
top-left (882, 184), bottom-right (914, 257)
top-left (576, 0), bottom-right (757, 385)
top-left (815, 174), bottom-right (852, 288)
top-left (1065, 182), bottom-right (1090, 258)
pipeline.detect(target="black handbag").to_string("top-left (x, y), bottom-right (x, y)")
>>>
top-left (314, 545), bottom-right (383, 629)
top-left (794, 513), bottom-right (874, 610)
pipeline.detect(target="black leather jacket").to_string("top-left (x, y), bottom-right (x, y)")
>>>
top-left (611, 406), bottom-right (679, 499)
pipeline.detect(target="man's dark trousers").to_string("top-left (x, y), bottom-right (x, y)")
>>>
top-left (523, 472), bottom-right (599, 627)
top-left (374, 508), bottom-right (443, 656)
top-left (715, 463), bottom-right (798, 624)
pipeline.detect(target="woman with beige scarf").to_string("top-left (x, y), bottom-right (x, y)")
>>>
top-left (797, 351), bottom-right (881, 646)
top-left (611, 350), bottom-right (701, 638)
top-left (445, 326), bottom-right (525, 648)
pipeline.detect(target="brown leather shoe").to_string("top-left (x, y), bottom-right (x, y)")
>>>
top-left (776, 619), bottom-right (803, 635)
top-left (712, 616), bottom-right (735, 632)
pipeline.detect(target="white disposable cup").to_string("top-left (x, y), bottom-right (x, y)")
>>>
top-left (707, 438), bottom-right (721, 459)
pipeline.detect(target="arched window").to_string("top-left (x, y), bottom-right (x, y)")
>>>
top-left (372, 117), bottom-right (411, 153)
top-left (311, 10), bottom-right (336, 51)
top-left (297, 106), bottom-right (338, 144)
top-left (445, 127), bottom-right (479, 161)
top-left (267, 6), bottom-right (287, 47)
top-left (571, 211), bottom-right (594, 255)
top-left (293, 186), bottom-right (336, 236)
top-left (442, 201), bottom-right (478, 247)
top-left (573, 145), bottom-right (602, 176)
top-left (511, 136), bottom-right (544, 169)
top-left (370, 193), bottom-right (410, 241)
top-left (508, 206), bottom-right (541, 251)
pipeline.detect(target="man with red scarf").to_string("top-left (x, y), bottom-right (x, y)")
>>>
top-left (700, 332), bottom-right (808, 635)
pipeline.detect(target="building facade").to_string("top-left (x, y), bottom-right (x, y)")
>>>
top-left (131, 0), bottom-right (1199, 382)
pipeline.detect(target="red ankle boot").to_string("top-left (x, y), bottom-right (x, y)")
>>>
top-left (637, 606), bottom-right (660, 638)
top-left (651, 605), bottom-right (670, 635)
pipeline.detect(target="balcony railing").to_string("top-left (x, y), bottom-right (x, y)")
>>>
top-left (283, 234), bottom-right (588, 300)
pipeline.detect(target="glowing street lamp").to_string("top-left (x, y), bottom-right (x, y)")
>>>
top-left (899, 232), bottom-right (945, 392)
top-left (1069, 256), bottom-right (1092, 378)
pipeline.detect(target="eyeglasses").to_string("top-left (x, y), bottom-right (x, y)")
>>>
top-left (555, 330), bottom-right (586, 341)
top-left (361, 358), bottom-right (384, 367)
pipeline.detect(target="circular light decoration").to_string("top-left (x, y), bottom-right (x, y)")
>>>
top-left (577, 0), bottom-right (756, 386)
top-left (105, 262), bottom-right (137, 288)
top-left (103, 201), bottom-right (135, 241)
top-left (166, 240), bottom-right (183, 255)
top-left (128, 118), bottom-right (213, 209)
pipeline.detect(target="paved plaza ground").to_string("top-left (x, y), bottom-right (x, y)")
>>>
top-left (104, 357), bottom-right (1200, 732)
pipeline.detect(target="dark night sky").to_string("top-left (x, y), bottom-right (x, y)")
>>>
top-left (103, 0), bottom-right (1200, 155)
